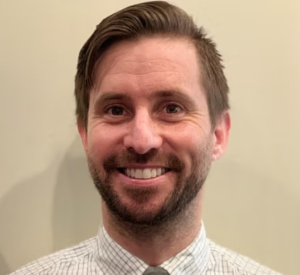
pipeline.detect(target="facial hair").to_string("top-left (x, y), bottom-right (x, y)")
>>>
top-left (87, 139), bottom-right (213, 229)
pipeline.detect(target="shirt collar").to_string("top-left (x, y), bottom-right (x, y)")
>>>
top-left (95, 223), bottom-right (211, 275)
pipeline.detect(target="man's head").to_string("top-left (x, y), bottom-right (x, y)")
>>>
top-left (75, 1), bottom-right (229, 129)
top-left (76, 1), bottom-right (230, 227)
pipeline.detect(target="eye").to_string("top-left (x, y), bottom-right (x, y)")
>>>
top-left (165, 104), bottom-right (182, 114)
top-left (107, 106), bottom-right (126, 116)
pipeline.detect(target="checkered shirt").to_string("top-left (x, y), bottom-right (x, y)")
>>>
top-left (10, 225), bottom-right (282, 275)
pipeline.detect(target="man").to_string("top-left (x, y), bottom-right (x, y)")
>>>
top-left (11, 1), bottom-right (281, 274)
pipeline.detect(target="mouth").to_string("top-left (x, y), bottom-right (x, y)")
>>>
top-left (117, 167), bottom-right (171, 179)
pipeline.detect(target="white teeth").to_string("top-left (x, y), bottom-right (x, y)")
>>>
top-left (135, 169), bottom-right (143, 179)
top-left (151, 169), bottom-right (157, 178)
top-left (157, 168), bottom-right (162, 176)
top-left (124, 168), bottom-right (167, 179)
top-left (143, 169), bottom-right (151, 179)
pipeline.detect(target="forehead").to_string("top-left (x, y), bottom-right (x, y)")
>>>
top-left (93, 36), bottom-right (204, 101)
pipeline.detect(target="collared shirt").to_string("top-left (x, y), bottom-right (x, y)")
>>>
top-left (11, 225), bottom-right (281, 275)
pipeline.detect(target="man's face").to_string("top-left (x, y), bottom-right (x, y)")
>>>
top-left (79, 37), bottom-right (229, 226)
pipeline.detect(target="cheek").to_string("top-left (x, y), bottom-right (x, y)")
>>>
top-left (164, 124), bottom-right (212, 168)
top-left (86, 125), bottom-right (124, 160)
top-left (165, 122), bottom-right (206, 151)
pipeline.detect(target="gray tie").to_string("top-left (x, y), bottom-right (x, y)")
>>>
top-left (142, 266), bottom-right (170, 275)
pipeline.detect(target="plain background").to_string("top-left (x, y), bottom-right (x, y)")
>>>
top-left (0, 0), bottom-right (299, 274)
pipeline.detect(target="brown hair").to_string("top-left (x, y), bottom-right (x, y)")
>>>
top-left (75, 1), bottom-right (229, 128)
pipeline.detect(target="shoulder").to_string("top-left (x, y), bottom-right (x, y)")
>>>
top-left (207, 240), bottom-right (282, 275)
top-left (10, 237), bottom-right (97, 275)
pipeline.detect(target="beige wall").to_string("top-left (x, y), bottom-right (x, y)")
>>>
top-left (0, 1), bottom-right (299, 274)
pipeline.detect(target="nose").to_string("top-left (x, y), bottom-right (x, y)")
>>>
top-left (123, 109), bottom-right (163, 154)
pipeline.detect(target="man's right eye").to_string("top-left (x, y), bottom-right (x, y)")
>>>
top-left (106, 106), bottom-right (125, 116)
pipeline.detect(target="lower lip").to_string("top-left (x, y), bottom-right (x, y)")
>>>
top-left (116, 171), bottom-right (171, 187)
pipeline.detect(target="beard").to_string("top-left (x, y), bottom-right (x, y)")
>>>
top-left (87, 140), bottom-right (212, 228)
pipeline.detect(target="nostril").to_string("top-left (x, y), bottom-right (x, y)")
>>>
top-left (123, 130), bottom-right (163, 155)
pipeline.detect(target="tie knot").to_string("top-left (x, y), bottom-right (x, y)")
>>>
top-left (143, 266), bottom-right (170, 275)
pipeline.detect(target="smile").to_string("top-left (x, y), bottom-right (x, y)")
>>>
top-left (118, 168), bottom-right (170, 179)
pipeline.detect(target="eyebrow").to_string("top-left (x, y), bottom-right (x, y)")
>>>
top-left (149, 90), bottom-right (195, 103)
top-left (94, 89), bottom-right (197, 109)
top-left (94, 93), bottom-right (132, 111)
top-left (96, 93), bottom-right (131, 103)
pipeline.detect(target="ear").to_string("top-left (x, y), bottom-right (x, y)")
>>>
top-left (77, 120), bottom-right (88, 154)
top-left (212, 111), bottom-right (231, 161)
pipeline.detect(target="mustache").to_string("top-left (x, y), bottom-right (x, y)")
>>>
top-left (103, 149), bottom-right (184, 173)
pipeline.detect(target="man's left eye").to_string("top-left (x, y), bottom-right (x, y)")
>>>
top-left (165, 104), bottom-right (181, 114)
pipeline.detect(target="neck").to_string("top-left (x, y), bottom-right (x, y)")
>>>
top-left (101, 190), bottom-right (203, 266)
